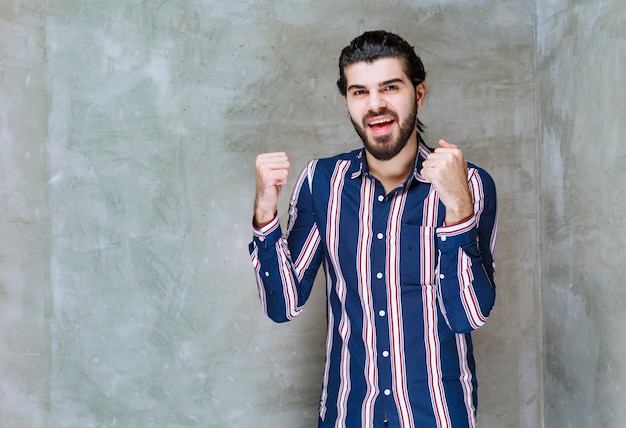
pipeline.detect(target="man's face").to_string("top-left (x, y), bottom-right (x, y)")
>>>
top-left (343, 57), bottom-right (424, 161)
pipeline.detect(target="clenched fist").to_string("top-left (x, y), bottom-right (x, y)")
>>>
top-left (254, 152), bottom-right (291, 227)
top-left (420, 140), bottom-right (474, 224)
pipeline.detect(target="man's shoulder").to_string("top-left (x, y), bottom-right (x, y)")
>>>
top-left (467, 160), bottom-right (497, 193)
top-left (296, 148), bottom-right (363, 188)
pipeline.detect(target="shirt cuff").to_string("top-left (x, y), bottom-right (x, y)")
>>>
top-left (437, 214), bottom-right (477, 239)
top-left (252, 214), bottom-right (280, 241)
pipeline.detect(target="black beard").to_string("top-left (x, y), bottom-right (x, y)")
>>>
top-left (351, 105), bottom-right (418, 161)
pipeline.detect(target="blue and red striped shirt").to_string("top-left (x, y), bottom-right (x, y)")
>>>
top-left (249, 139), bottom-right (497, 428)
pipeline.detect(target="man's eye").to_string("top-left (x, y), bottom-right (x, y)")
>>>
top-left (352, 90), bottom-right (366, 96)
top-left (385, 85), bottom-right (398, 91)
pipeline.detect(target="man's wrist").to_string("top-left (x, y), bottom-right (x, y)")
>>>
top-left (253, 211), bottom-right (277, 229)
top-left (443, 212), bottom-right (473, 227)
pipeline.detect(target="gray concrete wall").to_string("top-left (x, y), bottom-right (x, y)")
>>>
top-left (1, 1), bottom-right (541, 427)
top-left (537, 0), bottom-right (626, 427)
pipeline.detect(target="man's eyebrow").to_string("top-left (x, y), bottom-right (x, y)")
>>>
top-left (347, 78), bottom-right (405, 92)
top-left (380, 78), bottom-right (404, 86)
top-left (347, 84), bottom-right (366, 92)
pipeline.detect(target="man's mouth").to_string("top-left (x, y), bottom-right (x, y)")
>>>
top-left (367, 117), bottom-right (395, 135)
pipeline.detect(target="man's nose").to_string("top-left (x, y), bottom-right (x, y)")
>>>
top-left (367, 92), bottom-right (386, 113)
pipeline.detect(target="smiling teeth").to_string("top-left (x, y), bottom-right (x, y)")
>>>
top-left (370, 118), bottom-right (393, 125)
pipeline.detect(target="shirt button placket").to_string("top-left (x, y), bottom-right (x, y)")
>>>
top-left (373, 189), bottom-right (393, 408)
top-left (378, 309), bottom-right (391, 396)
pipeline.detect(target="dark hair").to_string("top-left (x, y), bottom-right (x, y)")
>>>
top-left (337, 30), bottom-right (427, 131)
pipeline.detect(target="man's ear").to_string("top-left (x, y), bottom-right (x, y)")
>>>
top-left (416, 81), bottom-right (426, 110)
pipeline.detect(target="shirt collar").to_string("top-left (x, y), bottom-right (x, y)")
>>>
top-left (349, 136), bottom-right (433, 184)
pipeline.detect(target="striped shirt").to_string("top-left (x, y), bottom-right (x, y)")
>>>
top-left (249, 139), bottom-right (497, 428)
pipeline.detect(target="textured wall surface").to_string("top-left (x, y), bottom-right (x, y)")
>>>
top-left (537, 1), bottom-right (626, 427)
top-left (0, 1), bottom-right (541, 427)
top-left (0, 4), bottom-right (52, 428)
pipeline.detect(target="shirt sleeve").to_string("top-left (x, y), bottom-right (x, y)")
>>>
top-left (248, 161), bottom-right (324, 323)
top-left (435, 166), bottom-right (498, 333)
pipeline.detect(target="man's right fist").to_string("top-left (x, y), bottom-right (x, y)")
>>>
top-left (254, 152), bottom-right (290, 227)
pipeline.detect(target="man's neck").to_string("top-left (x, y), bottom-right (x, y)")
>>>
top-left (365, 136), bottom-right (419, 194)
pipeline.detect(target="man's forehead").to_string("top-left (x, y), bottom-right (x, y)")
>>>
top-left (344, 57), bottom-right (409, 86)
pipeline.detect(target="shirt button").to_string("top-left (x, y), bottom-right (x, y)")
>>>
top-left (377, 233), bottom-right (384, 240)
top-left (384, 389), bottom-right (391, 396)
top-left (264, 271), bottom-right (270, 277)
top-left (382, 351), bottom-right (389, 358)
top-left (379, 310), bottom-right (386, 317)
top-left (376, 272), bottom-right (383, 280)
top-left (259, 236), bottom-right (265, 242)
top-left (378, 195), bottom-right (384, 202)
top-left (441, 236), bottom-right (447, 242)
top-left (439, 274), bottom-right (445, 280)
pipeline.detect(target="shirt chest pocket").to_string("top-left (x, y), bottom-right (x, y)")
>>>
top-left (399, 224), bottom-right (437, 286)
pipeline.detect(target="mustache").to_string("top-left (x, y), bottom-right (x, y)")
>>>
top-left (363, 108), bottom-right (398, 125)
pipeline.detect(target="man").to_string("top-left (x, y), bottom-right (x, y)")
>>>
top-left (249, 30), bottom-right (497, 428)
